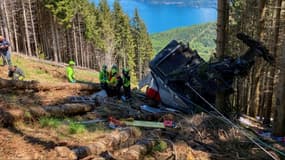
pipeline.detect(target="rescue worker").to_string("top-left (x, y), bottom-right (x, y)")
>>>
top-left (8, 66), bottom-right (25, 80)
top-left (122, 68), bottom-right (131, 99)
top-left (110, 64), bottom-right (118, 79)
top-left (108, 64), bottom-right (122, 99)
top-left (0, 36), bottom-right (12, 66)
top-left (99, 64), bottom-right (109, 90)
top-left (66, 60), bottom-right (76, 83)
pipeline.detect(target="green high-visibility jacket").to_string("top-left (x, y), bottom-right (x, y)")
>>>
top-left (108, 76), bottom-right (117, 87)
top-left (123, 75), bottom-right (130, 87)
top-left (99, 70), bottom-right (109, 83)
top-left (66, 66), bottom-right (75, 82)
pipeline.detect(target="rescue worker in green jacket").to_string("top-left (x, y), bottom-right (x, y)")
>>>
top-left (99, 64), bottom-right (109, 90)
top-left (108, 64), bottom-right (122, 99)
top-left (122, 68), bottom-right (131, 99)
top-left (66, 60), bottom-right (76, 83)
top-left (8, 66), bottom-right (25, 80)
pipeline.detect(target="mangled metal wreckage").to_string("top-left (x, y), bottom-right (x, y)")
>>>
top-left (141, 33), bottom-right (274, 114)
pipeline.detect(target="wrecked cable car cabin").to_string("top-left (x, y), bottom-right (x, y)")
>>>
top-left (142, 33), bottom-right (274, 114)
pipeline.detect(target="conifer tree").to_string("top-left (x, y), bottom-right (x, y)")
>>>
top-left (97, 0), bottom-right (115, 67)
top-left (131, 8), bottom-right (152, 80)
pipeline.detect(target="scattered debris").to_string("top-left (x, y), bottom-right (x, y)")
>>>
top-left (78, 119), bottom-right (106, 125)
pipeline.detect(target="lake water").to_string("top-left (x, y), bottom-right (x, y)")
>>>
top-left (91, 0), bottom-right (217, 33)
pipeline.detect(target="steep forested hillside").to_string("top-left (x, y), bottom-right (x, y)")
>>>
top-left (0, 0), bottom-right (153, 81)
top-left (139, 0), bottom-right (217, 7)
top-left (151, 22), bottom-right (216, 60)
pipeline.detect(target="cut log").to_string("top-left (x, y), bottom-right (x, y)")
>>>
top-left (0, 108), bottom-right (25, 127)
top-left (0, 104), bottom-right (95, 127)
top-left (73, 127), bottom-right (142, 159)
top-left (29, 103), bottom-right (95, 117)
top-left (54, 146), bottom-right (77, 160)
top-left (0, 78), bottom-right (100, 92)
top-left (175, 141), bottom-right (199, 160)
top-left (112, 139), bottom-right (157, 160)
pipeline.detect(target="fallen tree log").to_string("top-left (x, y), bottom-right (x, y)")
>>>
top-left (73, 127), bottom-right (141, 159)
top-left (112, 140), bottom-right (198, 160)
top-left (0, 104), bottom-right (95, 127)
top-left (0, 78), bottom-right (100, 91)
top-left (29, 103), bottom-right (95, 117)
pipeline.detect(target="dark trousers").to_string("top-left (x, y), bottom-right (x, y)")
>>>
top-left (100, 82), bottom-right (108, 90)
top-left (116, 84), bottom-right (122, 99)
top-left (107, 84), bottom-right (122, 99)
top-left (1, 51), bottom-right (12, 66)
top-left (101, 82), bottom-right (110, 96)
top-left (123, 86), bottom-right (131, 99)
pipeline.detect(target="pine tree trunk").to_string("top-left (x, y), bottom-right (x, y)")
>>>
top-left (263, 0), bottom-right (282, 125)
top-left (138, 49), bottom-right (142, 80)
top-left (28, 0), bottom-right (38, 57)
top-left (3, 0), bottom-right (14, 50)
top-left (72, 21), bottom-right (79, 65)
top-left (21, 0), bottom-right (32, 56)
top-left (216, 0), bottom-right (228, 56)
top-left (51, 16), bottom-right (58, 62)
top-left (272, 0), bottom-right (285, 136)
top-left (216, 0), bottom-right (229, 113)
top-left (55, 24), bottom-right (61, 62)
top-left (77, 15), bottom-right (84, 67)
top-left (12, 13), bottom-right (19, 53)
top-left (256, 0), bottom-right (266, 40)
top-left (273, 43), bottom-right (285, 136)
top-left (0, 1), bottom-right (9, 42)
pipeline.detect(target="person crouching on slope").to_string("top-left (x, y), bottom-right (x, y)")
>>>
top-left (122, 68), bottom-right (131, 99)
top-left (108, 65), bottom-right (122, 99)
top-left (99, 64), bottom-right (109, 90)
top-left (66, 60), bottom-right (76, 83)
top-left (8, 66), bottom-right (25, 80)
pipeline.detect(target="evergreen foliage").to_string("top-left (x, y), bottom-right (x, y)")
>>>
top-left (151, 22), bottom-right (216, 61)
top-left (131, 9), bottom-right (153, 80)
top-left (44, 0), bottom-right (153, 81)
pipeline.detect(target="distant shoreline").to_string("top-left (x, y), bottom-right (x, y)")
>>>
top-left (150, 21), bottom-right (217, 35)
top-left (139, 0), bottom-right (217, 8)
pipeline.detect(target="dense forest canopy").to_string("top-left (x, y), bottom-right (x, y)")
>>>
top-left (0, 0), bottom-right (153, 82)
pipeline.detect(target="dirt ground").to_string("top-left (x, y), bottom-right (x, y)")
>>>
top-left (0, 59), bottom-right (284, 160)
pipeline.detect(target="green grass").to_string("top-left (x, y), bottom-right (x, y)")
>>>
top-left (153, 140), bottom-right (168, 152)
top-left (68, 122), bottom-right (86, 134)
top-left (34, 69), bottom-right (46, 75)
top-left (1, 54), bottom-right (99, 83)
top-left (39, 117), bottom-right (61, 128)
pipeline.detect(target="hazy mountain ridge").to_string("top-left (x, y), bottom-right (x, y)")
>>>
top-left (138, 0), bottom-right (217, 8)
top-left (151, 22), bottom-right (216, 60)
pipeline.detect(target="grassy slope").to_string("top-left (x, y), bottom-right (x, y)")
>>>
top-left (151, 22), bottom-right (216, 61)
top-left (1, 54), bottom-right (99, 83)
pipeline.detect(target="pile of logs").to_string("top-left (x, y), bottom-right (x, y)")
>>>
top-left (73, 127), bottom-right (142, 159)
